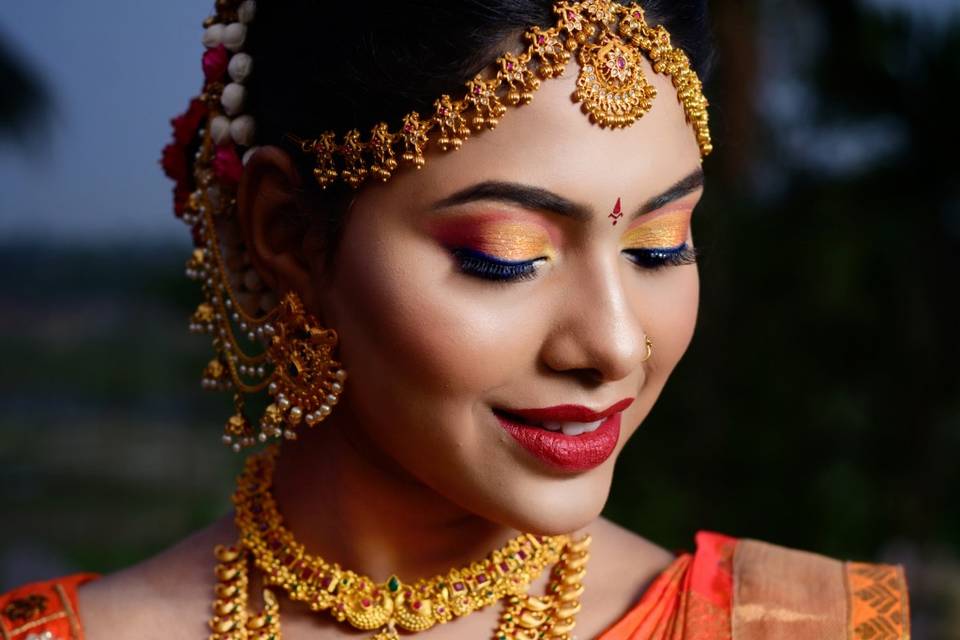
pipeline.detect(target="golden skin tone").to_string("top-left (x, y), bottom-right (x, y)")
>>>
top-left (79, 54), bottom-right (703, 640)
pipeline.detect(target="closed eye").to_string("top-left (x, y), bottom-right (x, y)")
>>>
top-left (623, 243), bottom-right (699, 270)
top-left (451, 247), bottom-right (545, 283)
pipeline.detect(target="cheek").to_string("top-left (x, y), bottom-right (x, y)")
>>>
top-left (623, 265), bottom-right (699, 430)
top-left (651, 265), bottom-right (700, 357)
top-left (327, 229), bottom-right (537, 406)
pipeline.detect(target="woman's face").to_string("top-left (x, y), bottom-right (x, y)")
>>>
top-left (307, 58), bottom-right (703, 534)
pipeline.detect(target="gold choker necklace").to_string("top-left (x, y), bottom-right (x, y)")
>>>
top-left (208, 446), bottom-right (592, 640)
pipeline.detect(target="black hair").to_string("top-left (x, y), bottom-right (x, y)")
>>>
top-left (244, 1), bottom-right (713, 269)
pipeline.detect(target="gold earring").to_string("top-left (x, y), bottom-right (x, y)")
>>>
top-left (259, 291), bottom-right (348, 442)
top-left (641, 336), bottom-right (653, 362)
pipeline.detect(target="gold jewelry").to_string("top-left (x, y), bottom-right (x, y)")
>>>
top-left (258, 292), bottom-right (347, 441)
top-left (641, 336), bottom-right (653, 362)
top-left (210, 446), bottom-right (592, 640)
top-left (289, 0), bottom-right (712, 190)
top-left (190, 229), bottom-right (348, 452)
top-left (208, 543), bottom-right (282, 640)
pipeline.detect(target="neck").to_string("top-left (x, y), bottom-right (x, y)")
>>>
top-left (269, 409), bottom-right (518, 582)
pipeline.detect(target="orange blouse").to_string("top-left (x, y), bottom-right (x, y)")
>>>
top-left (0, 573), bottom-right (97, 640)
top-left (0, 531), bottom-right (910, 640)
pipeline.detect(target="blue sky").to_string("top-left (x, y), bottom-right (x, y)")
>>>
top-left (0, 1), bottom-right (206, 244)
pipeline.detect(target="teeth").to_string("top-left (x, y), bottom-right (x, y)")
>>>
top-left (539, 419), bottom-right (605, 436)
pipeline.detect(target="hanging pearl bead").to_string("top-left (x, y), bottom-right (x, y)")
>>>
top-left (230, 115), bottom-right (256, 146)
top-left (222, 23), bottom-right (247, 52)
top-left (228, 52), bottom-right (253, 82)
top-left (211, 115), bottom-right (231, 144)
top-left (202, 24), bottom-right (224, 48)
top-left (221, 83), bottom-right (246, 116)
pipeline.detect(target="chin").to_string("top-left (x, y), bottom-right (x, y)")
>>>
top-left (470, 464), bottom-right (616, 536)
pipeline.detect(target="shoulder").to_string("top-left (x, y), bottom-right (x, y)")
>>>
top-left (731, 536), bottom-right (911, 640)
top-left (73, 514), bottom-right (236, 640)
top-left (0, 573), bottom-right (99, 640)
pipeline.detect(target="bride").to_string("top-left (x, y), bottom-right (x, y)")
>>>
top-left (0, 1), bottom-right (909, 639)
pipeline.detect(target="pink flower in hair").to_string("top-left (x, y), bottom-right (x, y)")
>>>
top-left (213, 143), bottom-right (243, 184)
top-left (202, 45), bottom-right (229, 82)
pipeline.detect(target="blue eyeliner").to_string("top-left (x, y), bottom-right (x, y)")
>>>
top-left (623, 243), bottom-right (698, 269)
top-left (452, 247), bottom-right (542, 282)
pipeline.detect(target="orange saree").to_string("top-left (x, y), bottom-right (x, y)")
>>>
top-left (598, 531), bottom-right (911, 640)
top-left (1, 531), bottom-right (910, 640)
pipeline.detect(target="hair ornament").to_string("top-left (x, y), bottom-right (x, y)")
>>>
top-left (162, 0), bottom-right (348, 453)
top-left (287, 0), bottom-right (712, 190)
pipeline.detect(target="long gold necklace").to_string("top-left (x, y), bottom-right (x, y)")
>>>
top-left (208, 446), bottom-right (591, 640)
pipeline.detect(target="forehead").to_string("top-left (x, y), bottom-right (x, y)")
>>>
top-left (366, 56), bottom-right (703, 213)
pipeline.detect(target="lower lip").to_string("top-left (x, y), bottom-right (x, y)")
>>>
top-left (495, 410), bottom-right (622, 472)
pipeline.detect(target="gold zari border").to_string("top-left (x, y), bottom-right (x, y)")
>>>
top-left (845, 561), bottom-right (911, 640)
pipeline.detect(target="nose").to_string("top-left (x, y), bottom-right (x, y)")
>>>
top-left (538, 254), bottom-right (648, 383)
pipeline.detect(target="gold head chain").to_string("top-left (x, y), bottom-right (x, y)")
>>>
top-left (288, 0), bottom-right (713, 190)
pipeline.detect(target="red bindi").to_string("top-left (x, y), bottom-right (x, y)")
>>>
top-left (609, 197), bottom-right (623, 225)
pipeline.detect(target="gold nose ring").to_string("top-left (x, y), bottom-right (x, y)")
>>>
top-left (641, 336), bottom-right (654, 363)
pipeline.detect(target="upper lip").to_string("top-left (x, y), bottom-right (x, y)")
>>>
top-left (496, 398), bottom-right (634, 423)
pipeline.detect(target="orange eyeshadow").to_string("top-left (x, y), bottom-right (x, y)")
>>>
top-left (621, 209), bottom-right (691, 249)
top-left (431, 218), bottom-right (556, 261)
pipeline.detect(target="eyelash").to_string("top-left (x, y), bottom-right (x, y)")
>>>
top-left (452, 244), bottom-right (699, 283)
top-left (451, 248), bottom-right (542, 283)
top-left (623, 243), bottom-right (700, 270)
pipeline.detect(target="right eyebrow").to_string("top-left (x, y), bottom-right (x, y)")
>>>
top-left (430, 180), bottom-right (592, 222)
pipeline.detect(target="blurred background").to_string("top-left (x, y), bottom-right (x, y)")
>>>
top-left (1, 0), bottom-right (957, 637)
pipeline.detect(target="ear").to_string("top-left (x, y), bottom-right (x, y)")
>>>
top-left (236, 146), bottom-right (321, 311)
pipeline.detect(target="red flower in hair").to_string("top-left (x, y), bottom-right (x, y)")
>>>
top-left (161, 97), bottom-right (209, 219)
top-left (161, 140), bottom-right (188, 182)
top-left (173, 182), bottom-right (192, 217)
top-left (171, 98), bottom-right (208, 145)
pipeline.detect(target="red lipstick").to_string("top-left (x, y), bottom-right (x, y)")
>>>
top-left (495, 398), bottom-right (633, 472)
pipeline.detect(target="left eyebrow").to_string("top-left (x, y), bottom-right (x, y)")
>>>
top-left (429, 167), bottom-right (705, 223)
top-left (635, 168), bottom-right (704, 218)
